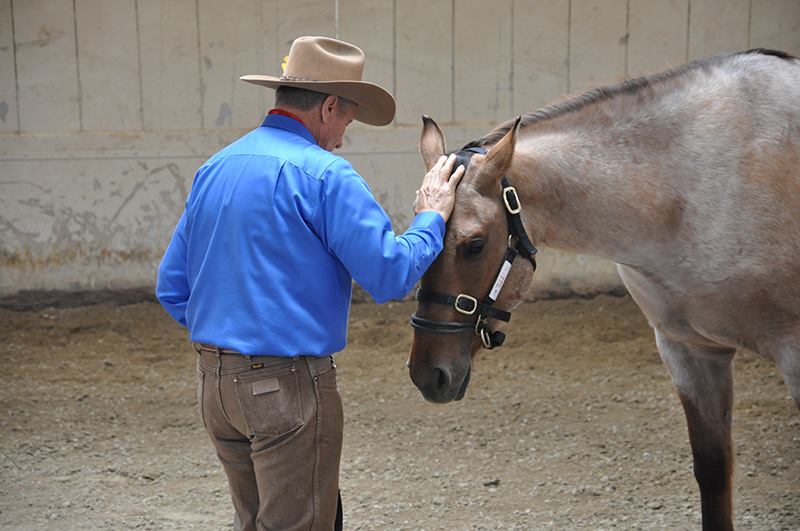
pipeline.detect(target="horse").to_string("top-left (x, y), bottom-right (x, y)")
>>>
top-left (408, 49), bottom-right (799, 530)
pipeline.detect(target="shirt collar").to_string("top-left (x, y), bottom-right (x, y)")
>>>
top-left (261, 112), bottom-right (317, 145)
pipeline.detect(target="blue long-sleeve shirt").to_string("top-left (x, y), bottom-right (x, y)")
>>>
top-left (156, 113), bottom-right (445, 356)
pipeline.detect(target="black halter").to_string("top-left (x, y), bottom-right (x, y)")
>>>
top-left (410, 147), bottom-right (538, 349)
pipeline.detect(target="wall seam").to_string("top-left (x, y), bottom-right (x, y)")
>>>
top-left (510, 0), bottom-right (514, 116)
top-left (134, 0), bottom-right (145, 130)
top-left (451, 0), bottom-right (455, 123)
top-left (10, 0), bottom-right (20, 131)
top-left (72, 0), bottom-right (83, 131)
top-left (334, 0), bottom-right (340, 39)
top-left (685, 0), bottom-right (691, 61)
top-left (392, 0), bottom-right (397, 121)
top-left (257, 0), bottom-right (263, 113)
top-left (624, 0), bottom-right (630, 78)
top-left (747, 0), bottom-right (752, 48)
top-left (195, 0), bottom-right (204, 129)
top-left (566, 0), bottom-right (572, 92)
top-left (0, 150), bottom-right (422, 163)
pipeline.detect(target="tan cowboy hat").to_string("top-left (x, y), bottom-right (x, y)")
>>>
top-left (241, 36), bottom-right (395, 126)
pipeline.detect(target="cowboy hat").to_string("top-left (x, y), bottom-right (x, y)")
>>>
top-left (241, 36), bottom-right (396, 126)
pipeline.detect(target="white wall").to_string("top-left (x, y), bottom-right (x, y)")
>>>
top-left (1, 0), bottom-right (798, 296)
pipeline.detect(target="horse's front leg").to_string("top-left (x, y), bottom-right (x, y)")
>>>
top-left (654, 330), bottom-right (736, 531)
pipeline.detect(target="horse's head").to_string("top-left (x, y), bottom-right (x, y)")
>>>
top-left (408, 116), bottom-right (537, 403)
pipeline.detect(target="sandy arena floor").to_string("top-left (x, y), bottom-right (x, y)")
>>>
top-left (0, 293), bottom-right (798, 530)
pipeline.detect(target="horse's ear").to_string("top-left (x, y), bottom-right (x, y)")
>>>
top-left (419, 115), bottom-right (447, 171)
top-left (483, 116), bottom-right (521, 179)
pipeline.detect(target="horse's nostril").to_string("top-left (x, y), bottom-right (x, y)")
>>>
top-left (434, 367), bottom-right (451, 390)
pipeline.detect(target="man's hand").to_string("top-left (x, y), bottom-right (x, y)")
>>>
top-left (414, 154), bottom-right (466, 222)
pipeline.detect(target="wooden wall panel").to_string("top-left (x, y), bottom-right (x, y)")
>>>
top-left (750, 0), bottom-right (800, 57)
top-left (628, 0), bottom-right (689, 76)
top-left (569, 0), bottom-right (628, 92)
top-left (512, 0), bottom-right (570, 115)
top-left (688, 0), bottom-right (749, 60)
top-left (395, 0), bottom-right (452, 125)
top-left (75, 0), bottom-right (142, 131)
top-left (454, 0), bottom-right (512, 123)
top-left (258, 0), bottom-right (280, 113)
top-left (14, 0), bottom-right (80, 131)
top-left (339, 0), bottom-right (394, 96)
top-left (0, 0), bottom-right (18, 131)
top-left (138, 0), bottom-right (202, 130)
top-left (198, 0), bottom-right (261, 129)
top-left (277, 0), bottom-right (335, 52)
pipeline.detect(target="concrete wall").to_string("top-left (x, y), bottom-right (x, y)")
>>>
top-left (1, 0), bottom-right (798, 296)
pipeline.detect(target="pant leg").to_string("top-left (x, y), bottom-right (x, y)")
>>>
top-left (306, 358), bottom-right (344, 529)
top-left (241, 357), bottom-right (343, 531)
top-left (335, 490), bottom-right (343, 531)
top-left (216, 355), bottom-right (342, 531)
top-left (197, 355), bottom-right (260, 531)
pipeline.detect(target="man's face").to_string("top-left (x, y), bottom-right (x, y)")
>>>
top-left (318, 98), bottom-right (357, 151)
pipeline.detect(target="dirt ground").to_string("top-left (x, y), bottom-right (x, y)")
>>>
top-left (0, 293), bottom-right (797, 530)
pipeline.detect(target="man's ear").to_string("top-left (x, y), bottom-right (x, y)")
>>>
top-left (320, 95), bottom-right (339, 124)
top-left (419, 115), bottom-right (446, 170)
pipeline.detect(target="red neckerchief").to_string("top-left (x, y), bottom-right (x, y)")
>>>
top-left (268, 108), bottom-right (305, 127)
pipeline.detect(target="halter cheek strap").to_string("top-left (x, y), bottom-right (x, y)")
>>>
top-left (501, 175), bottom-right (538, 264)
top-left (410, 151), bottom-right (538, 350)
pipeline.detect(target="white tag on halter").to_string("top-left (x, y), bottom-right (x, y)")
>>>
top-left (489, 260), bottom-right (512, 301)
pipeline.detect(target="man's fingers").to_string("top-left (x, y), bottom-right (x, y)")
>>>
top-left (449, 164), bottom-right (466, 188)
top-left (430, 155), bottom-right (447, 174)
top-left (440, 154), bottom-right (457, 181)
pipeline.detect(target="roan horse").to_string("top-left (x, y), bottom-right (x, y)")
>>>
top-left (408, 49), bottom-right (799, 530)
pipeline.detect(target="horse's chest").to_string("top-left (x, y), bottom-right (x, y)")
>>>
top-left (617, 265), bottom-right (746, 350)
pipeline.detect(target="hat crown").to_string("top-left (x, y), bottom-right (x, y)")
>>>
top-left (283, 36), bottom-right (365, 83)
top-left (240, 36), bottom-right (395, 126)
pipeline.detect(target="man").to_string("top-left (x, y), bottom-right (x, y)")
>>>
top-left (156, 36), bottom-right (464, 530)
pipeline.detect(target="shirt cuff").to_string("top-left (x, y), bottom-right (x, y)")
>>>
top-left (410, 210), bottom-right (446, 240)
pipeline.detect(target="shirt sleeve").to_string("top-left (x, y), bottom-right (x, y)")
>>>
top-left (317, 159), bottom-right (446, 303)
top-left (156, 210), bottom-right (190, 326)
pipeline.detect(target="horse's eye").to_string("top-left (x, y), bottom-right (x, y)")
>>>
top-left (467, 238), bottom-right (485, 256)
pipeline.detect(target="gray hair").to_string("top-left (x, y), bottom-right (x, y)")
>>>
top-left (275, 86), bottom-right (357, 115)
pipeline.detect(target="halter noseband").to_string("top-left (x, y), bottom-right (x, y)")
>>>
top-left (410, 147), bottom-right (538, 349)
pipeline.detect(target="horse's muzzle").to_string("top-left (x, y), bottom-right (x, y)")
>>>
top-left (409, 361), bottom-right (471, 403)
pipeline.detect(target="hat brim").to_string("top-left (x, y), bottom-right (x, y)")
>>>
top-left (240, 75), bottom-right (396, 126)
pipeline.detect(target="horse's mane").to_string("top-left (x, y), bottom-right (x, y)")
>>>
top-left (461, 48), bottom-right (796, 150)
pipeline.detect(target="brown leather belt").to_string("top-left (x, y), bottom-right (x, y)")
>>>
top-left (194, 343), bottom-right (335, 376)
top-left (193, 343), bottom-right (242, 355)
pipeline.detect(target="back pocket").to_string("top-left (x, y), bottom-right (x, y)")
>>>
top-left (234, 367), bottom-right (304, 438)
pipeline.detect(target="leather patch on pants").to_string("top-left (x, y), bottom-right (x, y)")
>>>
top-left (234, 367), bottom-right (304, 438)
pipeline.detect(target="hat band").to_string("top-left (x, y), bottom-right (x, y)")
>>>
top-left (280, 74), bottom-right (315, 82)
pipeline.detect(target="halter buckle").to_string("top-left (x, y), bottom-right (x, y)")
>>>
top-left (476, 318), bottom-right (493, 349)
top-left (454, 294), bottom-right (478, 315)
top-left (502, 186), bottom-right (521, 214)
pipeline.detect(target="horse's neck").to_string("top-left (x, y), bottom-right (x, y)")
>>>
top-left (513, 120), bottom-right (677, 267)
top-left (509, 52), bottom-right (799, 270)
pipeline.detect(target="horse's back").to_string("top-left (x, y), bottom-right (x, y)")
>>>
top-left (622, 51), bottom-right (800, 354)
top-left (671, 52), bottom-right (799, 277)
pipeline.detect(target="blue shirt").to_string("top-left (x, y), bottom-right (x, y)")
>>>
top-left (156, 114), bottom-right (445, 356)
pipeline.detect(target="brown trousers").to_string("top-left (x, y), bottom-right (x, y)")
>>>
top-left (196, 348), bottom-right (343, 531)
